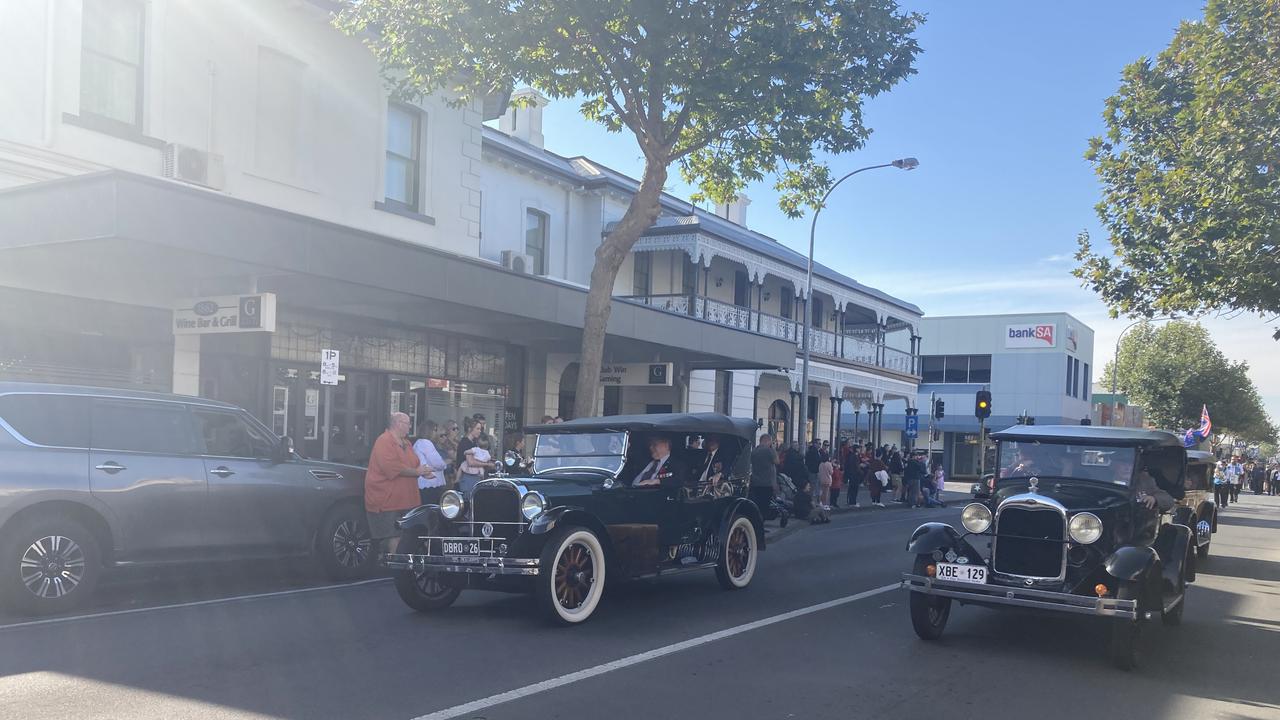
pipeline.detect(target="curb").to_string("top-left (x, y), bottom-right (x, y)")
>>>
top-left (764, 490), bottom-right (968, 545)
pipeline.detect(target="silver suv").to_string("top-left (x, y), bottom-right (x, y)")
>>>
top-left (0, 382), bottom-right (374, 615)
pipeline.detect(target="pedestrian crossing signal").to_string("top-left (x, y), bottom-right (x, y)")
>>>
top-left (975, 390), bottom-right (992, 420)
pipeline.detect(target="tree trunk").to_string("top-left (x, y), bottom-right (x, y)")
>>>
top-left (572, 160), bottom-right (669, 419)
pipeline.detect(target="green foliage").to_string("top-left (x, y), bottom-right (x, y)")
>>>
top-left (1103, 321), bottom-right (1276, 443)
top-left (338, 0), bottom-right (923, 213)
top-left (1076, 0), bottom-right (1280, 322)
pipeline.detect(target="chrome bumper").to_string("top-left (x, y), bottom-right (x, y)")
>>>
top-left (901, 573), bottom-right (1138, 620)
top-left (383, 553), bottom-right (540, 576)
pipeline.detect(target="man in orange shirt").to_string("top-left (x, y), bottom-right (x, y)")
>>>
top-left (366, 412), bottom-right (431, 554)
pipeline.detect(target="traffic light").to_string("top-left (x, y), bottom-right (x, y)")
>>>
top-left (975, 390), bottom-right (992, 420)
top-left (933, 399), bottom-right (945, 420)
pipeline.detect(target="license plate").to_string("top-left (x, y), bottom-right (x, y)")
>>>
top-left (936, 562), bottom-right (987, 584)
top-left (440, 540), bottom-right (481, 556)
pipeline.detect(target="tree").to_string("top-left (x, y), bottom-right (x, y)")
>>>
top-left (1075, 0), bottom-right (1280, 333)
top-left (339, 1), bottom-right (922, 417)
top-left (1103, 321), bottom-right (1275, 443)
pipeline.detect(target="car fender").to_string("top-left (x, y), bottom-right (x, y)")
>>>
top-left (396, 504), bottom-right (444, 534)
top-left (1104, 545), bottom-right (1159, 582)
top-left (1197, 499), bottom-right (1217, 536)
top-left (718, 497), bottom-right (766, 551)
top-left (1154, 522), bottom-right (1192, 591)
top-left (906, 522), bottom-right (983, 563)
top-left (1171, 506), bottom-right (1195, 531)
top-left (528, 507), bottom-right (615, 561)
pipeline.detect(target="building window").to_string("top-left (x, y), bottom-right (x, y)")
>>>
top-left (80, 0), bottom-right (146, 129)
top-left (921, 356), bottom-right (944, 383)
top-left (943, 355), bottom-right (969, 383)
top-left (682, 256), bottom-right (698, 296)
top-left (385, 103), bottom-right (421, 211)
top-left (733, 271), bottom-right (749, 307)
top-left (632, 252), bottom-right (651, 295)
top-left (1083, 363), bottom-right (1090, 400)
top-left (922, 354), bottom-right (992, 384)
top-left (715, 371), bottom-right (733, 414)
top-left (810, 296), bottom-right (824, 328)
top-left (968, 354), bottom-right (992, 384)
top-left (254, 47), bottom-right (310, 181)
top-left (780, 293), bottom-right (793, 320)
top-left (525, 208), bottom-right (549, 274)
top-left (1065, 356), bottom-right (1074, 397)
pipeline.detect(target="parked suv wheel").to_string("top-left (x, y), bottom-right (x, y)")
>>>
top-left (0, 514), bottom-right (101, 616)
top-left (316, 504), bottom-right (375, 581)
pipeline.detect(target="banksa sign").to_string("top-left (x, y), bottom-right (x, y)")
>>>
top-left (1004, 323), bottom-right (1056, 348)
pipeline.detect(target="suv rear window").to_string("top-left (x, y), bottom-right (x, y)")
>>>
top-left (0, 394), bottom-right (90, 447)
top-left (91, 400), bottom-right (195, 454)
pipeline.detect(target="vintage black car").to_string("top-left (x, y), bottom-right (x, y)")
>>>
top-left (383, 413), bottom-right (765, 624)
top-left (902, 425), bottom-right (1195, 669)
top-left (1178, 449), bottom-right (1218, 568)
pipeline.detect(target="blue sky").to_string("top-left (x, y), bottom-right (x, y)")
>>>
top-left (535, 0), bottom-right (1279, 427)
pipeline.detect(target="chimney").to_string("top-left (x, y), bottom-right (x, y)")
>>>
top-left (499, 87), bottom-right (550, 148)
top-left (714, 195), bottom-right (751, 227)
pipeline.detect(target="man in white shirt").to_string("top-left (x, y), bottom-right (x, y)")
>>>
top-left (695, 436), bottom-right (725, 492)
top-left (412, 420), bottom-right (448, 504)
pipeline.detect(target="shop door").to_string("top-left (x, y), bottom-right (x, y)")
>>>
top-left (326, 372), bottom-right (378, 466)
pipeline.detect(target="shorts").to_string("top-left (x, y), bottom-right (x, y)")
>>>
top-left (367, 509), bottom-right (407, 541)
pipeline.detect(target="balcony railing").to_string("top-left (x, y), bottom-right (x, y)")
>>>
top-left (619, 294), bottom-right (918, 376)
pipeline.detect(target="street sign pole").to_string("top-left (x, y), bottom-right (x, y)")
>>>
top-left (928, 391), bottom-right (935, 460)
top-left (320, 349), bottom-right (340, 462)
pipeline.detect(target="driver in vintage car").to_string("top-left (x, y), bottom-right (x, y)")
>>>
top-left (1135, 464), bottom-right (1177, 512)
top-left (632, 434), bottom-right (689, 488)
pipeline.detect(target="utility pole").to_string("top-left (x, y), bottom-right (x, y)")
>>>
top-left (927, 391), bottom-right (936, 461)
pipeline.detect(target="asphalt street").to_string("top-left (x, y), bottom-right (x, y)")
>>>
top-left (2, 491), bottom-right (1278, 720)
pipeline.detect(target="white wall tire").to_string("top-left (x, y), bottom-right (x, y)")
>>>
top-left (716, 516), bottom-right (758, 590)
top-left (537, 527), bottom-right (606, 625)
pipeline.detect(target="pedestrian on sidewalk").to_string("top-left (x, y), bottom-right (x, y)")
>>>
top-left (830, 460), bottom-right (844, 509)
top-left (412, 420), bottom-right (447, 506)
top-left (817, 456), bottom-right (834, 511)
top-left (888, 448), bottom-right (906, 503)
top-left (1228, 458), bottom-right (1244, 502)
top-left (866, 453), bottom-right (888, 508)
top-left (805, 439), bottom-right (822, 497)
top-left (922, 459), bottom-right (946, 508)
top-left (903, 450), bottom-right (927, 508)
top-left (1214, 460), bottom-right (1231, 509)
top-left (749, 433), bottom-right (781, 523)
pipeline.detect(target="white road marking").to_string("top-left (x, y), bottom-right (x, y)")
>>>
top-left (0, 577), bottom-right (389, 632)
top-left (409, 582), bottom-right (901, 720)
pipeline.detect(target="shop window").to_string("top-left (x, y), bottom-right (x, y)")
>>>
top-left (603, 386), bottom-right (621, 416)
top-left (715, 371), bottom-right (733, 414)
top-left (271, 385), bottom-right (289, 436)
top-left (0, 394), bottom-right (90, 447)
top-left (91, 400), bottom-right (194, 454)
top-left (943, 355), bottom-right (968, 383)
top-left (80, 0), bottom-right (146, 130)
top-left (525, 208), bottom-right (549, 275)
top-left (385, 103), bottom-right (422, 211)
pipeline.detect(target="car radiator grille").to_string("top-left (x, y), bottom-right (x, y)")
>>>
top-left (470, 484), bottom-right (522, 541)
top-left (993, 507), bottom-right (1065, 578)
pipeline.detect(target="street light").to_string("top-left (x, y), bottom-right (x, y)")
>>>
top-left (1109, 316), bottom-right (1180, 426)
top-left (797, 158), bottom-right (918, 445)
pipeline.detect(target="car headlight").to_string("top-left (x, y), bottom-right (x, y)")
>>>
top-left (439, 490), bottom-right (463, 520)
top-left (1069, 512), bottom-right (1103, 544)
top-left (961, 503), bottom-right (992, 534)
top-left (521, 491), bottom-right (546, 520)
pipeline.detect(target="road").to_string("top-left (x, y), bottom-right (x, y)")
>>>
top-left (1, 492), bottom-right (1278, 720)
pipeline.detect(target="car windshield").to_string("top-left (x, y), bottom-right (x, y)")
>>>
top-left (532, 432), bottom-right (627, 475)
top-left (997, 441), bottom-right (1136, 486)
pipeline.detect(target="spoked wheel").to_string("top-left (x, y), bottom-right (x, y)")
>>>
top-left (716, 515), bottom-right (758, 590)
top-left (1109, 582), bottom-right (1143, 670)
top-left (393, 531), bottom-right (461, 612)
top-left (909, 555), bottom-right (951, 641)
top-left (537, 526), bottom-right (606, 625)
top-left (316, 504), bottom-right (376, 580)
top-left (1, 515), bottom-right (100, 615)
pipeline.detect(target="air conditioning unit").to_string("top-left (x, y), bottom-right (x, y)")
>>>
top-left (163, 143), bottom-right (225, 190)
top-left (501, 250), bottom-right (535, 274)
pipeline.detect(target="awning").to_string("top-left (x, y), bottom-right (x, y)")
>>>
top-left (0, 171), bottom-right (795, 370)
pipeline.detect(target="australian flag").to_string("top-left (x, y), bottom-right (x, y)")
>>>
top-left (1183, 405), bottom-right (1212, 448)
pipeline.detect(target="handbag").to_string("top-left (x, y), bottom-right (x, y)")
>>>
top-left (874, 469), bottom-right (890, 487)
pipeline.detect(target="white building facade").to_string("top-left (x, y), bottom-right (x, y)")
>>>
top-left (0, 0), bottom-right (919, 460)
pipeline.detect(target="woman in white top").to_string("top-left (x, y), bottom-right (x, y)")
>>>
top-left (412, 420), bottom-right (448, 505)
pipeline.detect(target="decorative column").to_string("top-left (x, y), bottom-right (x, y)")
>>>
top-left (837, 307), bottom-right (846, 359)
top-left (754, 277), bottom-right (763, 332)
top-left (831, 396), bottom-right (842, 446)
top-left (853, 408), bottom-right (861, 445)
top-left (788, 390), bottom-right (800, 446)
top-left (753, 383), bottom-right (761, 430)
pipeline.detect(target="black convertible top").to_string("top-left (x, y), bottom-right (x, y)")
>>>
top-left (989, 425), bottom-right (1185, 448)
top-left (1186, 450), bottom-right (1216, 464)
top-left (526, 413), bottom-right (757, 440)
